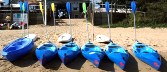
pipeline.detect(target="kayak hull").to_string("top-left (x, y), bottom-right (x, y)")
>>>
top-left (58, 42), bottom-right (80, 65)
top-left (35, 42), bottom-right (58, 65)
top-left (132, 41), bottom-right (161, 70)
top-left (2, 38), bottom-right (34, 61)
top-left (81, 42), bottom-right (105, 67)
top-left (105, 42), bottom-right (129, 69)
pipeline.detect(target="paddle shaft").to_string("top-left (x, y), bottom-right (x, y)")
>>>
top-left (86, 14), bottom-right (90, 42)
top-left (42, 14), bottom-right (45, 25)
top-left (134, 13), bottom-right (137, 41)
top-left (92, 1), bottom-right (94, 41)
top-left (27, 5), bottom-right (29, 37)
top-left (69, 14), bottom-right (72, 39)
top-left (44, 0), bottom-right (49, 41)
top-left (53, 12), bottom-right (56, 32)
top-left (40, 2), bottom-right (46, 39)
top-left (22, 12), bottom-right (25, 37)
top-left (107, 13), bottom-right (111, 41)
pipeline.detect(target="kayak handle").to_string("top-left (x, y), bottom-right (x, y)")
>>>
top-left (134, 51), bottom-right (137, 53)
top-left (0, 52), bottom-right (7, 60)
top-left (125, 50), bottom-right (128, 52)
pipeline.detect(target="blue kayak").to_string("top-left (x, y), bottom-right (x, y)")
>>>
top-left (105, 42), bottom-right (129, 69)
top-left (81, 42), bottom-right (105, 67)
top-left (132, 41), bottom-right (161, 70)
top-left (36, 42), bottom-right (58, 65)
top-left (2, 38), bottom-right (34, 61)
top-left (58, 42), bottom-right (80, 65)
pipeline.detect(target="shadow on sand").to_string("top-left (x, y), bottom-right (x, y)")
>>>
top-left (47, 19), bottom-right (66, 26)
top-left (43, 54), bottom-right (62, 70)
top-left (159, 53), bottom-right (167, 72)
top-left (65, 53), bottom-right (86, 70)
top-left (99, 55), bottom-right (115, 71)
top-left (11, 45), bottom-right (38, 67)
top-left (124, 51), bottom-right (139, 72)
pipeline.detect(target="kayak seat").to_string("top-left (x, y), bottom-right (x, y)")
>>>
top-left (136, 45), bottom-right (145, 48)
top-left (65, 44), bottom-right (75, 47)
top-left (5, 46), bottom-right (17, 52)
top-left (108, 49), bottom-right (120, 53)
top-left (61, 47), bottom-right (68, 50)
top-left (43, 44), bottom-right (53, 47)
top-left (85, 44), bottom-right (94, 48)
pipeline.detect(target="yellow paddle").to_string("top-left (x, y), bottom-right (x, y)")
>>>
top-left (51, 3), bottom-right (56, 33)
top-left (51, 3), bottom-right (55, 12)
top-left (39, 2), bottom-right (43, 15)
top-left (39, 2), bottom-right (45, 24)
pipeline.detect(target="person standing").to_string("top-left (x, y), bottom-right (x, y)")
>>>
top-left (5, 15), bottom-right (11, 29)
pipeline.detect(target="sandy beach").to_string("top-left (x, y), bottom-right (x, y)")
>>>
top-left (0, 19), bottom-right (167, 72)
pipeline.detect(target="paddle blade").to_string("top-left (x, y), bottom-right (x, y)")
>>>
top-left (39, 2), bottom-right (44, 15)
top-left (22, 3), bottom-right (25, 12)
top-left (131, 1), bottom-right (136, 13)
top-left (51, 3), bottom-right (55, 12)
top-left (24, 1), bottom-right (29, 13)
top-left (19, 1), bottom-right (23, 12)
top-left (82, 3), bottom-right (87, 14)
top-left (66, 2), bottom-right (71, 14)
top-left (105, 1), bottom-right (110, 13)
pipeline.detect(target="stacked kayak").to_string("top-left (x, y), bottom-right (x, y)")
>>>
top-left (58, 33), bottom-right (72, 43)
top-left (2, 38), bottom-right (34, 61)
top-left (36, 42), bottom-right (58, 65)
top-left (81, 42), bottom-right (105, 67)
top-left (96, 35), bottom-right (110, 43)
top-left (132, 41), bottom-right (161, 70)
top-left (25, 34), bottom-right (37, 41)
top-left (105, 42), bottom-right (129, 69)
top-left (58, 42), bottom-right (80, 64)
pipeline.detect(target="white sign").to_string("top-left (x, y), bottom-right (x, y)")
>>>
top-left (13, 13), bottom-right (28, 24)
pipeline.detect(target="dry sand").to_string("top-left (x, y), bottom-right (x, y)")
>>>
top-left (0, 19), bottom-right (167, 72)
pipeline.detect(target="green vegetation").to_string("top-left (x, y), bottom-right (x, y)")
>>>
top-left (98, 0), bottom-right (167, 28)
